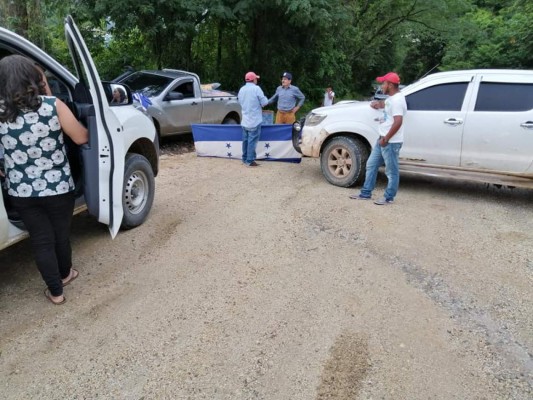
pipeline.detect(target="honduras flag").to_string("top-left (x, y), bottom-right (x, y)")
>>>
top-left (191, 124), bottom-right (301, 163)
top-left (132, 92), bottom-right (152, 111)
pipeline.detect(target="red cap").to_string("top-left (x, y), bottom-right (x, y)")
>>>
top-left (245, 72), bottom-right (260, 82)
top-left (376, 72), bottom-right (400, 84)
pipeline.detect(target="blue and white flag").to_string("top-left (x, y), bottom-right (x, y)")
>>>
top-left (132, 92), bottom-right (152, 111)
top-left (191, 124), bottom-right (301, 163)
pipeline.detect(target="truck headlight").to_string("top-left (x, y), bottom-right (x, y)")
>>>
top-left (305, 113), bottom-right (326, 126)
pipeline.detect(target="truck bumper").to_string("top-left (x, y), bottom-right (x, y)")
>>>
top-left (300, 125), bottom-right (328, 158)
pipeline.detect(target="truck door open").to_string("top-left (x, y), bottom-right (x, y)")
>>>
top-left (64, 16), bottom-right (125, 238)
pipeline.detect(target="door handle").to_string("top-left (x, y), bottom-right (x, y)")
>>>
top-left (191, 101), bottom-right (197, 106)
top-left (444, 118), bottom-right (463, 126)
top-left (520, 121), bottom-right (533, 129)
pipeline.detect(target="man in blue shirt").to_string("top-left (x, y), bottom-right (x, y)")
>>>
top-left (268, 72), bottom-right (305, 124)
top-left (237, 71), bottom-right (268, 167)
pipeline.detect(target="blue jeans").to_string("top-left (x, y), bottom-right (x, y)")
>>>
top-left (360, 140), bottom-right (402, 201)
top-left (242, 124), bottom-right (262, 165)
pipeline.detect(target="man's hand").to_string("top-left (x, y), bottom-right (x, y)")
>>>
top-left (379, 115), bottom-right (403, 147)
top-left (370, 100), bottom-right (384, 109)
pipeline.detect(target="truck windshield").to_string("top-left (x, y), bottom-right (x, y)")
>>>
top-left (121, 72), bottom-right (173, 97)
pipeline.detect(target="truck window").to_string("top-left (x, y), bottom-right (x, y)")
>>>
top-left (121, 73), bottom-right (173, 97)
top-left (406, 82), bottom-right (468, 111)
top-left (474, 82), bottom-right (533, 112)
top-left (172, 81), bottom-right (195, 98)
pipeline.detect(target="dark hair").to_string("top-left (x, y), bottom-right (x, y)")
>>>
top-left (0, 55), bottom-right (46, 123)
top-left (113, 87), bottom-right (126, 103)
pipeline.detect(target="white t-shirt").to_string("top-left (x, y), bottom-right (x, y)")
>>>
top-left (378, 92), bottom-right (407, 143)
top-left (323, 91), bottom-right (335, 107)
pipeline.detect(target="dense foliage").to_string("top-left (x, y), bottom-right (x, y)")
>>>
top-left (1, 0), bottom-right (531, 109)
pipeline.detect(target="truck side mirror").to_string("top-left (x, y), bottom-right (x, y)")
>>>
top-left (104, 82), bottom-right (133, 105)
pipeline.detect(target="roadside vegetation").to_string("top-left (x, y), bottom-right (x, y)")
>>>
top-left (1, 0), bottom-right (531, 109)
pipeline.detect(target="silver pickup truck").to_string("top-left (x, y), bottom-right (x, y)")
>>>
top-left (115, 69), bottom-right (242, 138)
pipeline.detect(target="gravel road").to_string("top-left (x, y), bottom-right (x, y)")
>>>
top-left (1, 146), bottom-right (532, 399)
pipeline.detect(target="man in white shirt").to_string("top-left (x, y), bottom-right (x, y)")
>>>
top-left (322, 85), bottom-right (335, 107)
top-left (350, 72), bottom-right (407, 205)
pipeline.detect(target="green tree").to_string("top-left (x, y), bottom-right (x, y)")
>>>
top-left (0, 0), bottom-right (47, 49)
top-left (78, 0), bottom-right (208, 71)
top-left (11, 0), bottom-right (527, 105)
top-left (189, 0), bottom-right (465, 102)
top-left (441, 0), bottom-right (533, 69)
top-left (398, 30), bottom-right (446, 83)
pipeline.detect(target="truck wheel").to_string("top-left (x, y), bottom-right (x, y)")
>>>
top-left (121, 153), bottom-right (155, 230)
top-left (222, 117), bottom-right (238, 124)
top-left (320, 137), bottom-right (366, 187)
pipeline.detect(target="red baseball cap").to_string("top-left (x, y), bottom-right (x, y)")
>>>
top-left (376, 72), bottom-right (400, 84)
top-left (245, 71), bottom-right (260, 82)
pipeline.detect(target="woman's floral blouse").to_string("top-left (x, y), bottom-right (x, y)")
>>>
top-left (0, 96), bottom-right (74, 197)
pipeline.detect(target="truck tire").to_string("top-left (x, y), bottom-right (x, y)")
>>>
top-left (320, 136), bottom-right (366, 187)
top-left (222, 116), bottom-right (238, 124)
top-left (121, 153), bottom-right (155, 230)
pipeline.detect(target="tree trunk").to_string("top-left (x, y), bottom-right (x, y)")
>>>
top-left (0, 0), bottom-right (29, 37)
top-left (216, 21), bottom-right (223, 76)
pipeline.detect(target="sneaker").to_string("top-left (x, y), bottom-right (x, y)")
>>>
top-left (374, 197), bottom-right (393, 205)
top-left (349, 193), bottom-right (371, 200)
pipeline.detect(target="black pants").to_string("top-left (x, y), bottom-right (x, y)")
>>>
top-left (10, 192), bottom-right (75, 296)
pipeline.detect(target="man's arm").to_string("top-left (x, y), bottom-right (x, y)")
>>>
top-left (292, 87), bottom-right (305, 113)
top-left (267, 87), bottom-right (279, 106)
top-left (258, 87), bottom-right (268, 107)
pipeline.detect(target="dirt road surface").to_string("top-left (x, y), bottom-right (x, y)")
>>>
top-left (1, 149), bottom-right (532, 399)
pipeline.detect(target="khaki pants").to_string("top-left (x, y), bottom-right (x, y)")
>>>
top-left (275, 110), bottom-right (296, 124)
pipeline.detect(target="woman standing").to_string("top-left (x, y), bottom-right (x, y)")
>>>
top-left (0, 55), bottom-right (88, 304)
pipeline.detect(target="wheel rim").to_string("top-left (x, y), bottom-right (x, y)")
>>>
top-left (327, 146), bottom-right (353, 177)
top-left (124, 170), bottom-right (149, 215)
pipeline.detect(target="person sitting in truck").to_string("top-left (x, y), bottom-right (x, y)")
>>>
top-left (171, 81), bottom-right (195, 99)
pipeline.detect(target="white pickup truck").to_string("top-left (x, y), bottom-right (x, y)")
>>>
top-left (115, 69), bottom-right (242, 138)
top-left (1, 16), bottom-right (159, 251)
top-left (294, 69), bottom-right (533, 189)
